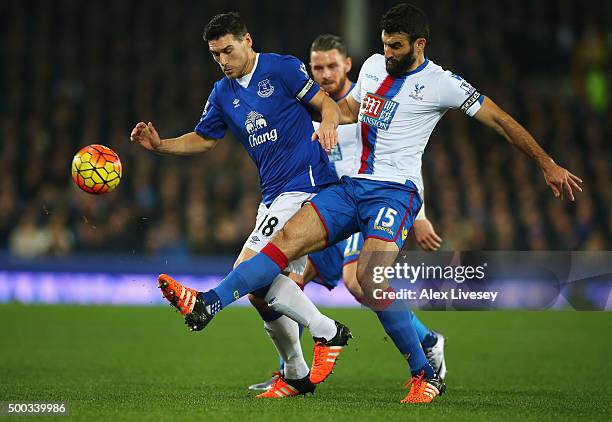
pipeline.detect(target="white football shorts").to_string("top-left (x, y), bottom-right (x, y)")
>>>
top-left (245, 191), bottom-right (315, 275)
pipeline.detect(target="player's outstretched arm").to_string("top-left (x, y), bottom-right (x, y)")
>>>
top-left (130, 122), bottom-right (219, 155)
top-left (337, 96), bottom-right (360, 124)
top-left (474, 97), bottom-right (583, 201)
top-left (308, 90), bottom-right (339, 151)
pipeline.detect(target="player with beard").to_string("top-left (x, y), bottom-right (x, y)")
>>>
top-left (159, 4), bottom-right (582, 404)
top-left (248, 34), bottom-right (446, 393)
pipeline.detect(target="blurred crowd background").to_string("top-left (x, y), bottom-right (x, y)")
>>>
top-left (1, 0), bottom-right (610, 260)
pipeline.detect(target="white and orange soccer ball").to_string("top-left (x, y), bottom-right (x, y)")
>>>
top-left (71, 144), bottom-right (122, 194)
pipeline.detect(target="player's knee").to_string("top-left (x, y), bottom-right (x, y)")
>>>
top-left (271, 205), bottom-right (326, 259)
top-left (301, 261), bottom-right (316, 285)
top-left (356, 265), bottom-right (368, 289)
top-left (270, 225), bottom-right (304, 261)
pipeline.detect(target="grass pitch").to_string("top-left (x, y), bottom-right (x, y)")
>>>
top-left (0, 305), bottom-right (611, 421)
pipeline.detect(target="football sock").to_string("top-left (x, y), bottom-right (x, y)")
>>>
top-left (421, 331), bottom-right (438, 349)
top-left (264, 315), bottom-right (309, 380)
top-left (361, 287), bottom-right (435, 377)
top-left (200, 290), bottom-right (221, 313)
top-left (373, 294), bottom-right (435, 378)
top-left (259, 307), bottom-right (287, 376)
top-left (410, 310), bottom-right (434, 344)
top-left (206, 244), bottom-right (288, 311)
top-left (278, 323), bottom-right (304, 373)
top-left (254, 296), bottom-right (304, 375)
top-left (265, 274), bottom-right (337, 340)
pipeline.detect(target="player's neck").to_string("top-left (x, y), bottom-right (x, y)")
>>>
top-left (332, 79), bottom-right (353, 101)
top-left (240, 50), bottom-right (258, 78)
top-left (406, 53), bottom-right (426, 73)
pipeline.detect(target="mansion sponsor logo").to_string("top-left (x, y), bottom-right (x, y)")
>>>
top-left (359, 93), bottom-right (399, 130)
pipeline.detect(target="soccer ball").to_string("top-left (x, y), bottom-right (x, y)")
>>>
top-left (71, 144), bottom-right (122, 194)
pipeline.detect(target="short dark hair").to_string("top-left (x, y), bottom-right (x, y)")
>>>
top-left (310, 34), bottom-right (348, 57)
top-left (380, 3), bottom-right (429, 42)
top-left (203, 12), bottom-right (248, 42)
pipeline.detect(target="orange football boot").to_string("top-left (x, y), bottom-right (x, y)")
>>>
top-left (401, 370), bottom-right (446, 404)
top-left (158, 274), bottom-right (198, 315)
top-left (310, 321), bottom-right (352, 384)
top-left (256, 374), bottom-right (315, 398)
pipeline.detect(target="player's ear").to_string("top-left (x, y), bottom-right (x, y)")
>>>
top-left (415, 37), bottom-right (426, 52)
top-left (345, 56), bottom-right (352, 73)
top-left (243, 33), bottom-right (253, 48)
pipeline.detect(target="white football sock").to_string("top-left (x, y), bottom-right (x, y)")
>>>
top-left (265, 274), bottom-right (337, 341)
top-left (264, 316), bottom-right (309, 380)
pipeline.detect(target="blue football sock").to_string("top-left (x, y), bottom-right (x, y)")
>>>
top-left (200, 290), bottom-right (221, 312)
top-left (410, 310), bottom-right (433, 344)
top-left (376, 308), bottom-right (435, 378)
top-left (421, 331), bottom-right (438, 349)
top-left (204, 251), bottom-right (283, 312)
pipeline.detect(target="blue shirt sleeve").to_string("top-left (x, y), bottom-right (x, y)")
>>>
top-left (277, 55), bottom-right (321, 103)
top-left (194, 83), bottom-right (227, 139)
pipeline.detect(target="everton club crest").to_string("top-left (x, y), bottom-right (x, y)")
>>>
top-left (257, 79), bottom-right (275, 98)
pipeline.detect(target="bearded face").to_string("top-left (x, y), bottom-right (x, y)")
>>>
top-left (385, 45), bottom-right (416, 77)
top-left (382, 31), bottom-right (419, 77)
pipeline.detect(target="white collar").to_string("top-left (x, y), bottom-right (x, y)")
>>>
top-left (236, 53), bottom-right (259, 88)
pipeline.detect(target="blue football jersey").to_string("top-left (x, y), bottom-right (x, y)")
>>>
top-left (195, 53), bottom-right (338, 205)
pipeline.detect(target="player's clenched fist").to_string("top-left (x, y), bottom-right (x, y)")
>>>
top-left (130, 121), bottom-right (161, 151)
